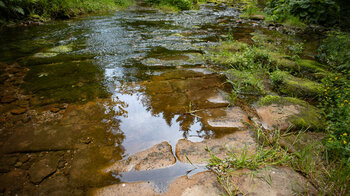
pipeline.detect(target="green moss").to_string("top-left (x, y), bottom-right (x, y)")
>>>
top-left (46, 45), bottom-right (73, 53)
top-left (257, 95), bottom-right (325, 130)
top-left (257, 95), bottom-right (309, 107)
top-left (21, 53), bottom-right (96, 66)
top-left (270, 70), bottom-right (323, 98)
top-left (296, 59), bottom-right (328, 73)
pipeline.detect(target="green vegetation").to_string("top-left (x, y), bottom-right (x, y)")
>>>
top-left (144, 0), bottom-right (193, 11)
top-left (318, 32), bottom-right (350, 162)
top-left (270, 70), bottom-right (323, 98)
top-left (204, 17), bottom-right (349, 193)
top-left (0, 0), bottom-right (134, 24)
top-left (265, 0), bottom-right (339, 25)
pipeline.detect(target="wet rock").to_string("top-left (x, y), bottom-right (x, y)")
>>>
top-left (207, 93), bottom-right (230, 107)
top-left (202, 107), bottom-right (249, 130)
top-left (36, 175), bottom-right (74, 196)
top-left (10, 107), bottom-right (27, 115)
top-left (249, 15), bottom-right (265, 20)
top-left (167, 172), bottom-right (224, 196)
top-left (256, 95), bottom-right (325, 131)
top-left (29, 153), bottom-right (61, 184)
top-left (141, 53), bottom-right (205, 67)
top-left (104, 142), bottom-right (176, 172)
top-left (33, 52), bottom-right (58, 58)
top-left (91, 181), bottom-right (158, 196)
top-left (1, 95), bottom-right (17, 103)
top-left (143, 70), bottom-right (228, 115)
top-left (69, 146), bottom-right (121, 187)
top-left (91, 171), bottom-right (224, 196)
top-left (19, 154), bottom-right (30, 163)
top-left (46, 45), bottom-right (72, 53)
top-left (229, 167), bottom-right (317, 195)
top-left (176, 131), bottom-right (256, 164)
top-left (0, 155), bottom-right (18, 172)
top-left (0, 169), bottom-right (27, 194)
top-left (50, 107), bottom-right (61, 113)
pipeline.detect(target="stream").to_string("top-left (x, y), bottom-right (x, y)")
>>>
top-left (0, 3), bottom-right (318, 195)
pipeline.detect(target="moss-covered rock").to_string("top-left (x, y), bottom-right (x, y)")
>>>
top-left (256, 95), bottom-right (325, 131)
top-left (270, 70), bottom-right (323, 98)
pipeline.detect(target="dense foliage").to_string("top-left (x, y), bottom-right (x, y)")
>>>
top-left (318, 32), bottom-right (350, 161)
top-left (0, 0), bottom-right (132, 23)
top-left (144, 0), bottom-right (193, 10)
top-left (265, 0), bottom-right (340, 25)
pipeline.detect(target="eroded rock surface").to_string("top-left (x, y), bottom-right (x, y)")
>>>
top-left (91, 171), bottom-right (224, 196)
top-left (105, 142), bottom-right (176, 172)
top-left (176, 131), bottom-right (256, 164)
top-left (197, 107), bottom-right (249, 130)
top-left (229, 167), bottom-right (318, 195)
top-left (256, 95), bottom-right (325, 131)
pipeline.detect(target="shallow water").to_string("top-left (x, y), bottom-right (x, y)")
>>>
top-left (0, 3), bottom-right (319, 195)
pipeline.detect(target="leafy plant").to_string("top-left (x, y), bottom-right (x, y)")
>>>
top-left (317, 31), bottom-right (350, 72)
top-left (265, 0), bottom-right (339, 25)
top-left (144, 0), bottom-right (193, 10)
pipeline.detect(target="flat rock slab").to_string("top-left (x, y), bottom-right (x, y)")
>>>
top-left (91, 171), bottom-right (224, 196)
top-left (197, 107), bottom-right (249, 130)
top-left (229, 166), bottom-right (318, 195)
top-left (104, 142), bottom-right (176, 172)
top-left (142, 69), bottom-right (229, 115)
top-left (176, 131), bottom-right (256, 164)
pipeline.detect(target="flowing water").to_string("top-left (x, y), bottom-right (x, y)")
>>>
top-left (0, 3), bottom-right (317, 195)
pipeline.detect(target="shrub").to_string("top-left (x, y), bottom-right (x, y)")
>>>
top-left (317, 31), bottom-right (350, 72)
top-left (144, 0), bottom-right (193, 10)
top-left (265, 0), bottom-right (340, 25)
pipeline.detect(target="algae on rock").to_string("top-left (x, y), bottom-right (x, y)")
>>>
top-left (270, 70), bottom-right (323, 98)
top-left (256, 95), bottom-right (325, 131)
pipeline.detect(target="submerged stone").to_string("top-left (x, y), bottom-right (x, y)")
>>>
top-left (176, 131), bottom-right (256, 164)
top-left (104, 142), bottom-right (176, 172)
top-left (46, 45), bottom-right (73, 53)
top-left (10, 107), bottom-right (27, 115)
top-left (270, 70), bottom-right (323, 98)
top-left (29, 153), bottom-right (61, 184)
top-left (141, 53), bottom-right (204, 67)
top-left (33, 52), bottom-right (58, 58)
top-left (196, 107), bottom-right (249, 131)
top-left (32, 45), bottom-right (73, 59)
top-left (256, 95), bottom-right (325, 131)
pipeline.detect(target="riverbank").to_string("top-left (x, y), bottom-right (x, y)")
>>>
top-left (0, 0), bottom-right (135, 26)
top-left (0, 1), bottom-right (349, 195)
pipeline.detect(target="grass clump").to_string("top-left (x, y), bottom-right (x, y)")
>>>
top-left (226, 69), bottom-right (265, 95)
